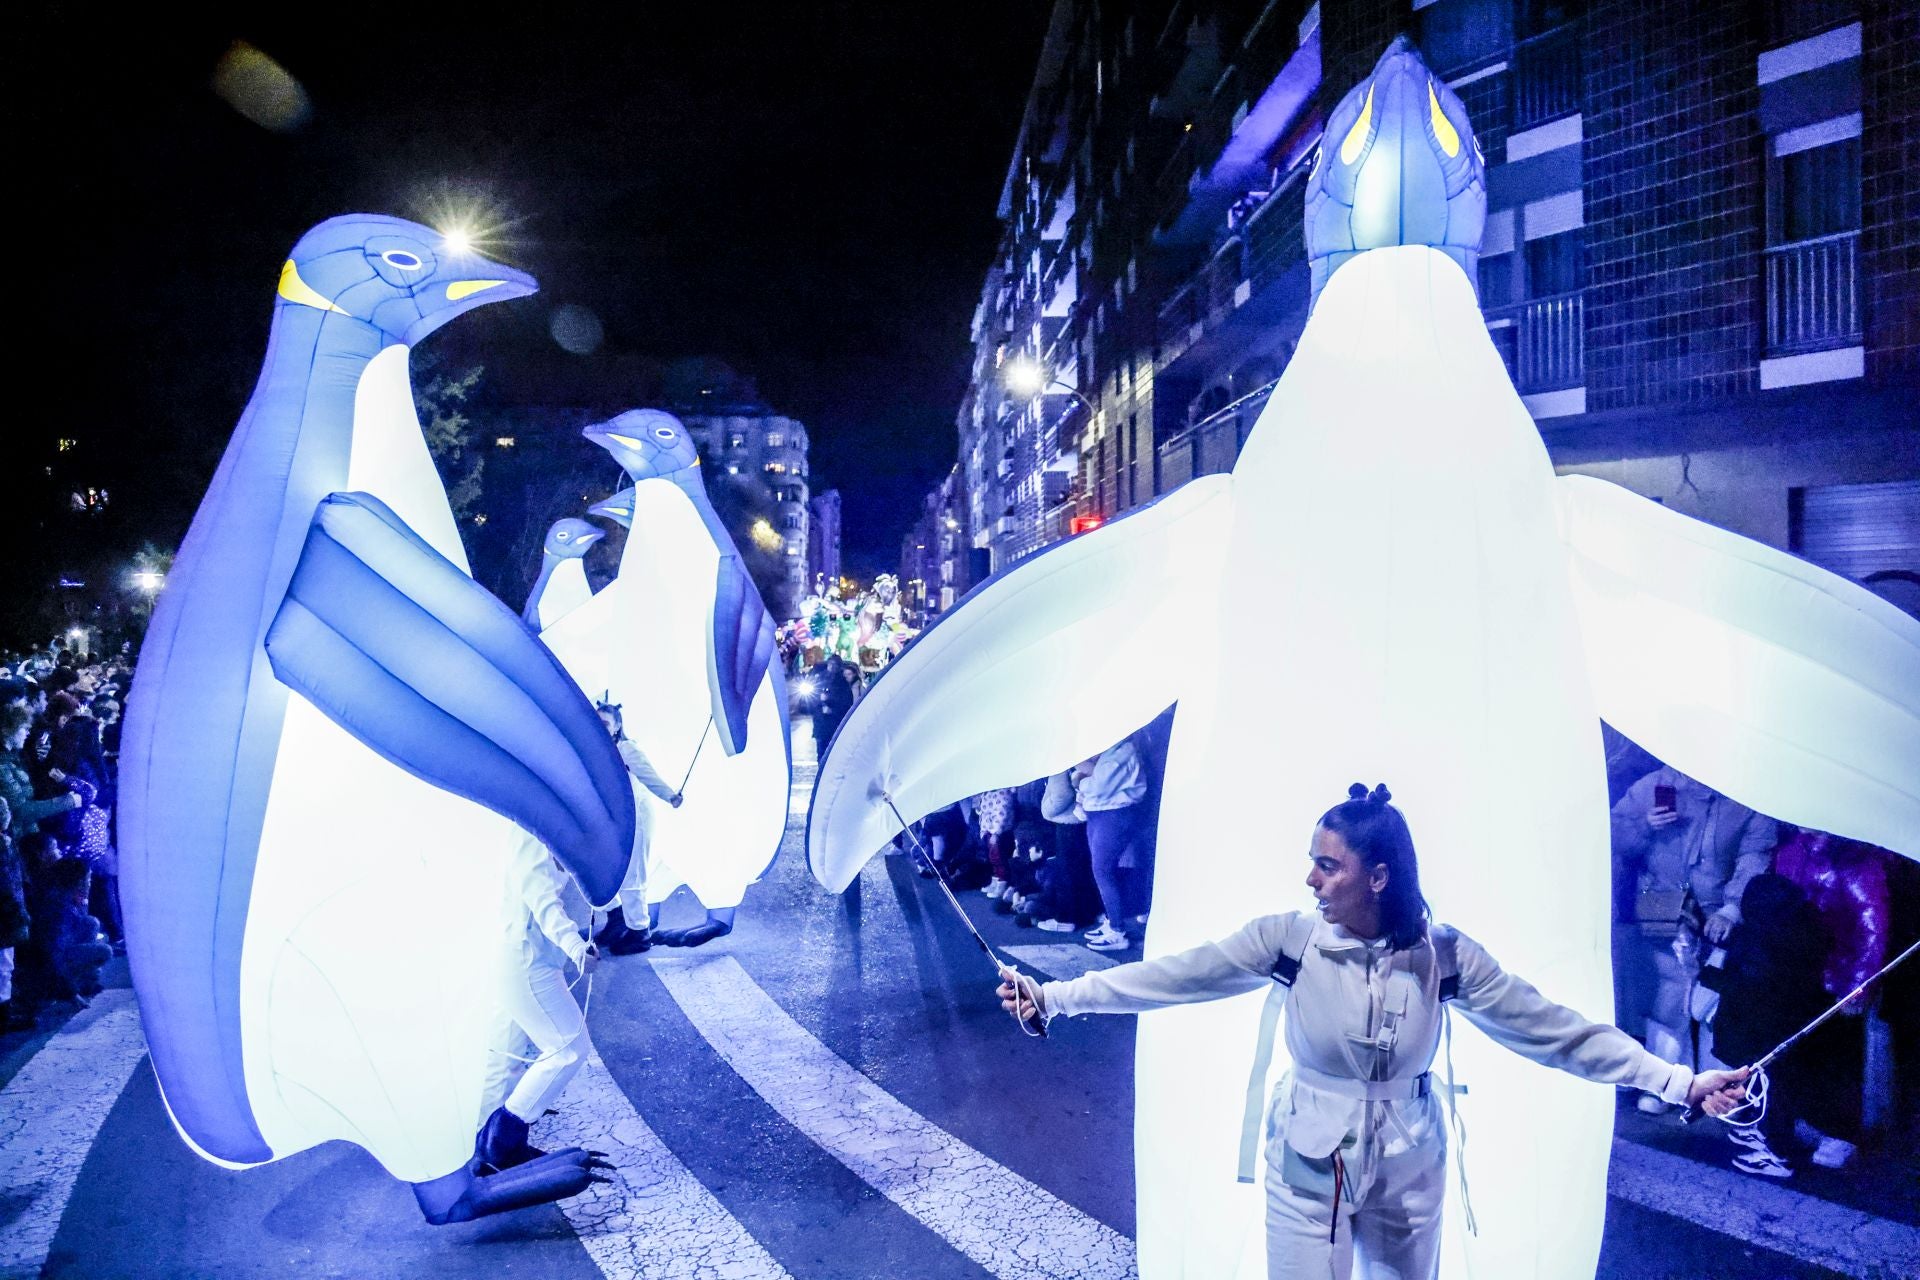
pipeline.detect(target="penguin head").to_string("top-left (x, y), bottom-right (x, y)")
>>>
top-left (275, 214), bottom-right (537, 346)
top-left (588, 487), bottom-right (637, 529)
top-left (543, 517), bottom-right (604, 560)
top-left (1304, 37), bottom-right (1485, 308)
top-left (583, 409), bottom-right (700, 482)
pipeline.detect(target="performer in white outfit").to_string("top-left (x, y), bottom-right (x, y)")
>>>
top-left (1000, 785), bottom-right (1750, 1279)
top-left (594, 703), bottom-right (683, 955)
top-left (478, 833), bottom-right (600, 1172)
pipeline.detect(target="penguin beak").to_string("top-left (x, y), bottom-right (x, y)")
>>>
top-left (440, 262), bottom-right (538, 304)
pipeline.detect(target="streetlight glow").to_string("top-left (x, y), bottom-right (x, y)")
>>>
top-left (1002, 355), bottom-right (1047, 398)
top-left (132, 569), bottom-right (165, 593)
top-left (440, 226), bottom-right (474, 257)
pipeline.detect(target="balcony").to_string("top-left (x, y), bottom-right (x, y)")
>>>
top-left (1155, 377), bottom-right (1279, 491)
top-left (1765, 232), bottom-right (1861, 355)
top-left (1488, 292), bottom-right (1583, 394)
top-left (1510, 25), bottom-right (1580, 133)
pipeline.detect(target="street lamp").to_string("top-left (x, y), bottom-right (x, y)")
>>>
top-left (1001, 356), bottom-right (1097, 419)
top-left (131, 569), bottom-right (164, 593)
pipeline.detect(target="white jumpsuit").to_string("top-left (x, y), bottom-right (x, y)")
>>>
top-left (484, 834), bottom-right (595, 1125)
top-left (615, 737), bottom-right (680, 923)
top-left (1041, 913), bottom-right (1695, 1280)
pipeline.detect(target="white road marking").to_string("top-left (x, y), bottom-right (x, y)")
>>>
top-left (1002, 944), bottom-right (1121, 983)
top-left (650, 951), bottom-right (1137, 1280)
top-left (0, 991), bottom-right (147, 1277)
top-left (544, 1047), bottom-right (794, 1280)
top-left (1607, 1137), bottom-right (1920, 1276)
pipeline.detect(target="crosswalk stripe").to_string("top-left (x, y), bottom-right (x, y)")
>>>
top-left (1001, 944), bottom-right (1121, 983)
top-left (0, 991), bottom-right (147, 1278)
top-left (544, 1047), bottom-right (795, 1280)
top-left (1607, 1136), bottom-right (1920, 1276)
top-left (650, 951), bottom-right (1138, 1280)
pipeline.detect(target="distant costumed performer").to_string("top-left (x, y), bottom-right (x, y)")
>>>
top-left (118, 215), bottom-right (631, 1224)
top-left (810, 41), bottom-right (1920, 1279)
top-left (540, 409), bottom-right (792, 947)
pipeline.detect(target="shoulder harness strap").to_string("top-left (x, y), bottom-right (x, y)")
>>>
top-left (1268, 913), bottom-right (1317, 987)
top-left (1431, 923), bottom-right (1461, 1002)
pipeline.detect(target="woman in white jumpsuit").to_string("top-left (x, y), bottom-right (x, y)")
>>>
top-left (1000, 784), bottom-right (1749, 1279)
top-left (478, 832), bottom-right (600, 1171)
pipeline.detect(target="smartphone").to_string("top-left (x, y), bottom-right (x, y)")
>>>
top-left (1653, 783), bottom-right (1677, 811)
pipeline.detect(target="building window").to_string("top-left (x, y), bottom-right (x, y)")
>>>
top-left (1770, 137), bottom-right (1861, 246)
top-left (1479, 252), bottom-right (1516, 306)
top-left (1524, 229), bottom-right (1583, 298)
top-left (494, 436), bottom-right (516, 448)
top-left (765, 432), bottom-right (784, 448)
top-left (728, 432), bottom-right (746, 449)
top-left (766, 462), bottom-right (787, 475)
top-left (1416, 0), bottom-right (1512, 74)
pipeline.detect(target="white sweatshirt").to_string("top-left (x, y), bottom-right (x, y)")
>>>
top-left (1042, 912), bottom-right (1692, 1158)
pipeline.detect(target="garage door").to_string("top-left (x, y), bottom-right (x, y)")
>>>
top-left (1796, 479), bottom-right (1920, 615)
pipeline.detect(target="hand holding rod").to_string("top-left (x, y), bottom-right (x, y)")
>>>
top-left (1682, 935), bottom-right (1918, 1123)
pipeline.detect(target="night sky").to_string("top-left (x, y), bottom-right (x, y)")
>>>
top-left (17, 3), bottom-right (1048, 588)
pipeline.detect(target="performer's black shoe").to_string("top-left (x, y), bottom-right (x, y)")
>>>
top-left (595, 908), bottom-right (652, 955)
top-left (475, 1106), bottom-right (546, 1174)
top-left (413, 1148), bottom-right (614, 1224)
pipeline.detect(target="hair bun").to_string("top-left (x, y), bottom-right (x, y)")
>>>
top-left (1369, 783), bottom-right (1392, 805)
top-left (1347, 782), bottom-right (1369, 802)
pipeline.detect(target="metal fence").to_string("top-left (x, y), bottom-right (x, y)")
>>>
top-left (1511, 26), bottom-right (1581, 132)
top-left (1766, 232), bottom-right (1861, 355)
top-left (1489, 292), bottom-right (1584, 393)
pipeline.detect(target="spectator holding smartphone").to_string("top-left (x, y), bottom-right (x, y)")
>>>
top-left (1611, 766), bottom-right (1776, 1101)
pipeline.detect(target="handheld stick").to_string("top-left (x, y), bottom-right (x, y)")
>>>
top-left (879, 792), bottom-right (1048, 1038)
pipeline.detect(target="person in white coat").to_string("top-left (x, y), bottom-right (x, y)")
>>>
top-left (477, 832), bottom-right (601, 1173)
top-left (999, 784), bottom-right (1750, 1280)
top-left (593, 702), bottom-right (682, 955)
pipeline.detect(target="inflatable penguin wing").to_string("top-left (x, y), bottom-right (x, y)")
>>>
top-left (266, 492), bottom-right (635, 903)
top-left (807, 474), bottom-right (1235, 892)
top-left (710, 552), bottom-right (778, 756)
top-left (1557, 474), bottom-right (1920, 856)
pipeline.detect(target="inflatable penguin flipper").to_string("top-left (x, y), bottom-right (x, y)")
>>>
top-left (265, 491), bottom-right (635, 905)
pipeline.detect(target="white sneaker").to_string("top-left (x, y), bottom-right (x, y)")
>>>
top-left (1086, 925), bottom-right (1129, 952)
top-left (1727, 1124), bottom-right (1771, 1153)
top-left (1635, 1094), bottom-right (1673, 1115)
top-left (1810, 1136), bottom-right (1856, 1169)
top-left (1733, 1149), bottom-right (1793, 1179)
top-left (981, 878), bottom-right (1008, 900)
top-left (1036, 918), bottom-right (1075, 933)
top-left (1082, 916), bottom-right (1110, 938)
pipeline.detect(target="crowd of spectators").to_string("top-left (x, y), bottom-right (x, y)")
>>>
top-left (1607, 738), bottom-right (1918, 1180)
top-left (1, 636), bottom-right (127, 1031)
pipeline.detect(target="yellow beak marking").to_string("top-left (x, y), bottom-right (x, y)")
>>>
top-left (446, 280), bottom-right (507, 301)
top-left (277, 260), bottom-right (349, 314)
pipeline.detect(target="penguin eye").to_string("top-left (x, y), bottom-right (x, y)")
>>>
top-left (557, 532), bottom-right (571, 541)
top-left (653, 427), bottom-right (676, 441)
top-left (381, 250), bottom-right (424, 271)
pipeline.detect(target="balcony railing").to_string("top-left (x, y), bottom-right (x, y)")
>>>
top-left (1766, 232), bottom-right (1861, 355)
top-left (1489, 292), bottom-right (1584, 393)
top-left (1156, 376), bottom-right (1280, 490)
top-left (1510, 25), bottom-right (1581, 133)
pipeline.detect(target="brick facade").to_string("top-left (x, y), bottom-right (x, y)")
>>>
top-left (1861, 0), bottom-right (1919, 382)
top-left (1582, 0), bottom-right (1767, 412)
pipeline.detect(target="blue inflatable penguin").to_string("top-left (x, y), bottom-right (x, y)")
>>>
top-left (540, 410), bottom-right (791, 946)
top-left (119, 216), bottom-right (632, 1223)
top-left (522, 517), bottom-right (604, 629)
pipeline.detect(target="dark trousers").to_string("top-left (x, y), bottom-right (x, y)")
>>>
top-left (1087, 804), bottom-right (1148, 925)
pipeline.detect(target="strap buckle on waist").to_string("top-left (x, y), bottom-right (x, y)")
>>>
top-left (1292, 1063), bottom-right (1431, 1102)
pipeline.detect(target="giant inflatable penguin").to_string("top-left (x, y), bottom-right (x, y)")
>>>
top-left (541, 410), bottom-right (791, 946)
top-left (119, 215), bottom-right (635, 1224)
top-left (808, 41), bottom-right (1920, 1280)
top-left (522, 517), bottom-right (604, 629)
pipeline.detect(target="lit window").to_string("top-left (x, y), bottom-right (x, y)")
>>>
top-left (474, 513), bottom-right (489, 526)
top-left (57, 438), bottom-right (78, 452)
top-left (495, 436), bottom-right (516, 448)
top-left (766, 432), bottom-right (784, 448)
top-left (766, 462), bottom-right (787, 475)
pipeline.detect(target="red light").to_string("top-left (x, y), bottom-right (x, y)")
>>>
top-left (1069, 516), bottom-right (1104, 535)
